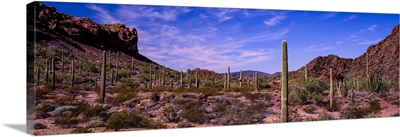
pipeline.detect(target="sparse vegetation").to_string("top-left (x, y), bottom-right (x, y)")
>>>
top-left (302, 105), bottom-right (317, 114)
top-left (105, 110), bottom-right (164, 131)
top-left (181, 101), bottom-right (207, 124)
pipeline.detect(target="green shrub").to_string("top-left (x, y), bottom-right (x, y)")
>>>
top-left (54, 116), bottom-right (80, 128)
top-left (106, 92), bottom-right (136, 105)
top-left (367, 73), bottom-right (387, 93)
top-left (309, 112), bottom-right (335, 121)
top-left (71, 127), bottom-right (93, 133)
top-left (302, 105), bottom-right (317, 114)
top-left (118, 69), bottom-right (134, 79)
top-left (105, 110), bottom-right (164, 131)
top-left (36, 86), bottom-right (53, 100)
top-left (81, 60), bottom-right (98, 73)
top-left (181, 102), bottom-right (207, 124)
top-left (291, 79), bottom-right (326, 105)
top-left (244, 92), bottom-right (272, 103)
top-left (81, 105), bottom-right (109, 119)
top-left (160, 103), bottom-right (179, 123)
top-left (119, 77), bottom-right (139, 88)
top-left (214, 102), bottom-right (266, 125)
top-left (368, 100), bottom-right (381, 114)
top-left (177, 120), bottom-right (193, 128)
top-left (340, 107), bottom-right (370, 119)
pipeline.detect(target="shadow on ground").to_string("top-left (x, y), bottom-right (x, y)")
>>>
top-left (4, 124), bottom-right (26, 133)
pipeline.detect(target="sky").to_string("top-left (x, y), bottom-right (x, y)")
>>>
top-left (41, 2), bottom-right (399, 74)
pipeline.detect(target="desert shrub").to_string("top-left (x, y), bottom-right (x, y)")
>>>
top-left (106, 92), bottom-right (136, 105)
top-left (81, 105), bottom-right (109, 119)
top-left (117, 69), bottom-right (134, 79)
top-left (160, 103), bottom-right (180, 123)
top-left (177, 120), bottom-right (193, 128)
top-left (325, 100), bottom-right (340, 112)
top-left (368, 100), bottom-right (381, 114)
top-left (302, 105), bottom-right (317, 114)
top-left (71, 127), bottom-right (93, 133)
top-left (244, 92), bottom-right (272, 103)
top-left (214, 102), bottom-right (267, 125)
top-left (173, 87), bottom-right (219, 96)
top-left (181, 101), bottom-right (207, 124)
top-left (63, 85), bottom-right (81, 93)
top-left (138, 74), bottom-right (150, 83)
top-left (106, 110), bottom-right (164, 131)
top-left (290, 79), bottom-right (326, 106)
top-left (309, 112), bottom-right (335, 121)
top-left (119, 77), bottom-right (139, 88)
top-left (230, 86), bottom-right (254, 93)
top-left (340, 107), bottom-right (370, 119)
top-left (36, 86), bottom-right (53, 100)
top-left (54, 116), bottom-right (80, 128)
top-left (367, 73), bottom-right (387, 93)
top-left (81, 60), bottom-right (98, 73)
top-left (52, 96), bottom-right (76, 106)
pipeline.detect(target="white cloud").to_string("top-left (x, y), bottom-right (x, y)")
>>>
top-left (86, 4), bottom-right (121, 24)
top-left (305, 45), bottom-right (334, 52)
top-left (264, 15), bottom-right (286, 26)
top-left (322, 13), bottom-right (337, 19)
top-left (337, 14), bottom-right (357, 23)
top-left (355, 39), bottom-right (380, 46)
top-left (367, 24), bottom-right (378, 31)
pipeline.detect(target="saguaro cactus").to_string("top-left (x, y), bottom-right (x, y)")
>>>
top-left (212, 70), bottom-right (215, 87)
top-left (281, 40), bottom-right (288, 123)
top-left (100, 51), bottom-right (106, 103)
top-left (36, 67), bottom-right (40, 85)
top-left (195, 71), bottom-right (199, 88)
top-left (115, 52), bottom-right (119, 82)
top-left (186, 70), bottom-right (190, 88)
top-left (255, 72), bottom-right (258, 91)
top-left (45, 59), bottom-right (49, 83)
top-left (239, 70), bottom-right (242, 87)
top-left (304, 63), bottom-right (308, 81)
top-left (61, 50), bottom-right (64, 73)
top-left (227, 67), bottom-right (230, 90)
top-left (223, 73), bottom-right (227, 90)
top-left (149, 66), bottom-right (152, 89)
top-left (52, 58), bottom-right (55, 89)
top-left (330, 68), bottom-right (333, 109)
top-left (180, 71), bottom-right (183, 88)
top-left (131, 57), bottom-right (134, 70)
top-left (71, 60), bottom-right (75, 86)
top-left (170, 79), bottom-right (174, 89)
top-left (162, 68), bottom-right (165, 87)
top-left (108, 50), bottom-right (111, 69)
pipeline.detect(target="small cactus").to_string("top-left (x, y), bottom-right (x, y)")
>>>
top-left (52, 58), bottom-right (55, 89)
top-left (281, 40), bottom-right (288, 122)
top-left (36, 66), bottom-right (40, 85)
top-left (71, 60), bottom-right (75, 86)
top-left (195, 71), bottom-right (199, 88)
top-left (115, 52), bottom-right (119, 82)
top-left (239, 70), bottom-right (242, 87)
top-left (61, 50), bottom-right (64, 73)
top-left (304, 63), bottom-right (308, 81)
top-left (255, 72), bottom-right (258, 91)
top-left (227, 67), bottom-right (230, 90)
top-left (100, 51), bottom-right (106, 103)
top-left (180, 71), bottom-right (183, 88)
top-left (45, 59), bottom-right (49, 83)
top-left (330, 68), bottom-right (333, 109)
top-left (223, 73), bottom-right (227, 91)
top-left (186, 69), bottom-right (190, 88)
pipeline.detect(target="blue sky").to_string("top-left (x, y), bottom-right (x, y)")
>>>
top-left (41, 2), bottom-right (399, 74)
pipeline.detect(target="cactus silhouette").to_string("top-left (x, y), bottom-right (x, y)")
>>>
top-left (239, 70), bottom-right (242, 87)
top-left (45, 59), bottom-right (49, 83)
top-left (195, 71), bottom-right (199, 88)
top-left (71, 60), bottom-right (75, 86)
top-left (281, 40), bottom-right (288, 122)
top-left (100, 51), bottom-right (106, 103)
top-left (52, 58), bottom-right (55, 89)
top-left (305, 63), bottom-right (308, 81)
top-left (115, 52), bottom-right (119, 82)
top-left (227, 67), bottom-right (230, 90)
top-left (330, 68), bottom-right (333, 109)
top-left (180, 71), bottom-right (183, 88)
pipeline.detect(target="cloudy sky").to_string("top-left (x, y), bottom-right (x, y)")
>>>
top-left (42, 2), bottom-right (399, 73)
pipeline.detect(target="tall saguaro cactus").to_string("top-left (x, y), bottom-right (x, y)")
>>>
top-left (186, 70), bottom-right (190, 88)
top-left (227, 67), bottom-right (230, 90)
top-left (223, 73), bottom-right (227, 91)
top-left (71, 60), bottom-right (75, 86)
top-left (212, 70), bottom-right (215, 87)
top-left (52, 58), bottom-right (55, 89)
top-left (305, 63), bottom-right (308, 81)
top-left (239, 70), bottom-right (242, 87)
top-left (149, 65), bottom-right (152, 89)
top-left (61, 50), bottom-right (64, 73)
top-left (45, 59), bottom-right (49, 83)
top-left (366, 52), bottom-right (369, 80)
top-left (330, 68), bottom-right (333, 109)
top-left (36, 67), bottom-right (40, 85)
top-left (180, 71), bottom-right (183, 88)
top-left (100, 51), bottom-right (106, 103)
top-left (195, 71), bottom-right (199, 88)
top-left (115, 52), bottom-right (119, 82)
top-left (255, 72), bottom-right (258, 91)
top-left (281, 40), bottom-right (288, 123)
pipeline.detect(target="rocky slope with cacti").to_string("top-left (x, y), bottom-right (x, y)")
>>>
top-left (297, 25), bottom-right (399, 82)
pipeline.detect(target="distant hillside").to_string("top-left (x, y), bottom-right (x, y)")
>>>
top-left (294, 24), bottom-right (399, 82)
top-left (230, 70), bottom-right (277, 78)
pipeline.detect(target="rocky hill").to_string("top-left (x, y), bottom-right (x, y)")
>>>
top-left (297, 25), bottom-right (399, 82)
top-left (27, 2), bottom-right (151, 62)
